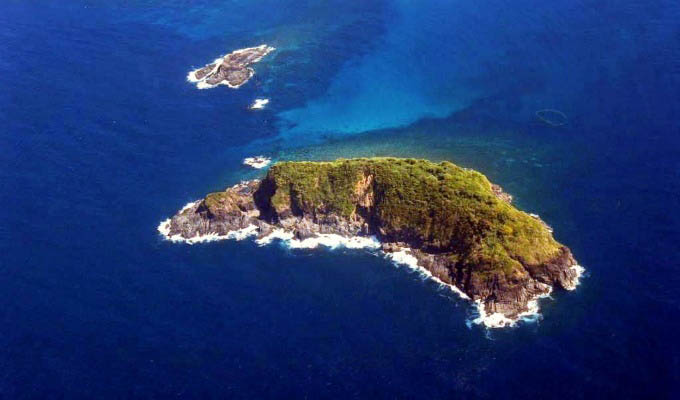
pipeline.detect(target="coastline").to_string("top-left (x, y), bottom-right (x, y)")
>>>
top-left (157, 210), bottom-right (584, 328)
top-left (156, 159), bottom-right (584, 329)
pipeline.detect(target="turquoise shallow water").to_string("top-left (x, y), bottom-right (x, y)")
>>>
top-left (1, 0), bottom-right (679, 398)
top-left (277, 1), bottom-right (480, 137)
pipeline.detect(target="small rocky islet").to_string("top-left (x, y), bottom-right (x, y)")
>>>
top-left (160, 158), bottom-right (582, 326)
top-left (187, 44), bottom-right (275, 89)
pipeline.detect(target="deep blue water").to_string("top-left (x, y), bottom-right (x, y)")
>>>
top-left (1, 0), bottom-right (679, 398)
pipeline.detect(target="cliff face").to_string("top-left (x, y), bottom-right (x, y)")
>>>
top-left (165, 158), bottom-right (579, 320)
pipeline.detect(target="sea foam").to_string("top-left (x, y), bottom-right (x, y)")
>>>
top-left (249, 98), bottom-right (270, 110)
top-left (157, 201), bottom-right (259, 244)
top-left (243, 156), bottom-right (271, 169)
top-left (157, 220), bottom-right (259, 244)
top-left (255, 229), bottom-right (381, 250)
top-left (565, 264), bottom-right (586, 290)
top-left (468, 287), bottom-right (553, 329)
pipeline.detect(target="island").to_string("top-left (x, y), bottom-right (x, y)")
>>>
top-left (187, 45), bottom-right (275, 89)
top-left (159, 158), bottom-right (582, 327)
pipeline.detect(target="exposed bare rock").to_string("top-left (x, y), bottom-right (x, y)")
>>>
top-left (187, 45), bottom-right (275, 89)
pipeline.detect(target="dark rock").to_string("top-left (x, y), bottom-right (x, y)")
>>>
top-left (189, 45), bottom-right (275, 89)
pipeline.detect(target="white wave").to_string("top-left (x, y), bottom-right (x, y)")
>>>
top-left (243, 156), bottom-right (271, 169)
top-left (157, 201), bottom-right (201, 240)
top-left (157, 214), bottom-right (259, 245)
top-left (385, 247), bottom-right (470, 300)
top-left (157, 218), bottom-right (194, 243)
top-left (290, 234), bottom-right (381, 250)
top-left (157, 218), bottom-right (172, 238)
top-left (469, 301), bottom-right (517, 329)
top-left (186, 70), bottom-right (199, 83)
top-left (565, 264), bottom-right (586, 290)
top-left (256, 229), bottom-right (380, 250)
top-left (255, 228), bottom-right (294, 246)
top-left (160, 218), bottom-right (380, 252)
top-left (385, 248), bottom-right (419, 268)
top-left (196, 80), bottom-right (217, 90)
top-left (468, 285), bottom-right (553, 329)
top-left (226, 224), bottom-right (260, 240)
top-left (250, 98), bottom-right (270, 110)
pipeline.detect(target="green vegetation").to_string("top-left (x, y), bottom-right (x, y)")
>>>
top-left (204, 191), bottom-right (238, 213)
top-left (268, 160), bottom-right (365, 217)
top-left (263, 158), bottom-right (562, 278)
top-left (203, 189), bottom-right (252, 216)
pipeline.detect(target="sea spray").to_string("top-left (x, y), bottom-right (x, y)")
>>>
top-left (243, 156), bottom-right (272, 169)
top-left (250, 98), bottom-right (270, 110)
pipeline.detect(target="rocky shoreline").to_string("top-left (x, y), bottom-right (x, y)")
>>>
top-left (187, 44), bottom-right (275, 89)
top-left (160, 159), bottom-right (583, 327)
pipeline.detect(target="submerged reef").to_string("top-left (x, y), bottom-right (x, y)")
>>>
top-left (160, 158), bottom-right (582, 327)
top-left (187, 45), bottom-right (275, 89)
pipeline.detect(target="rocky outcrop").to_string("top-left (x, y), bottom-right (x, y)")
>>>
top-left (162, 158), bottom-right (581, 323)
top-left (187, 45), bottom-right (275, 89)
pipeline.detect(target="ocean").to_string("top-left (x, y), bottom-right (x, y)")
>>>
top-left (1, 0), bottom-right (679, 398)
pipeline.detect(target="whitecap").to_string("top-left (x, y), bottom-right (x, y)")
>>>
top-left (243, 156), bottom-right (271, 169)
top-left (157, 201), bottom-right (200, 241)
top-left (468, 285), bottom-right (553, 329)
top-left (469, 302), bottom-right (517, 329)
top-left (565, 264), bottom-right (586, 290)
top-left (249, 98), bottom-right (270, 110)
top-left (256, 229), bottom-right (380, 250)
top-left (255, 228), bottom-right (294, 246)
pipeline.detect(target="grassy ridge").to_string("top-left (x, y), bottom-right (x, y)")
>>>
top-left (263, 158), bottom-right (562, 278)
